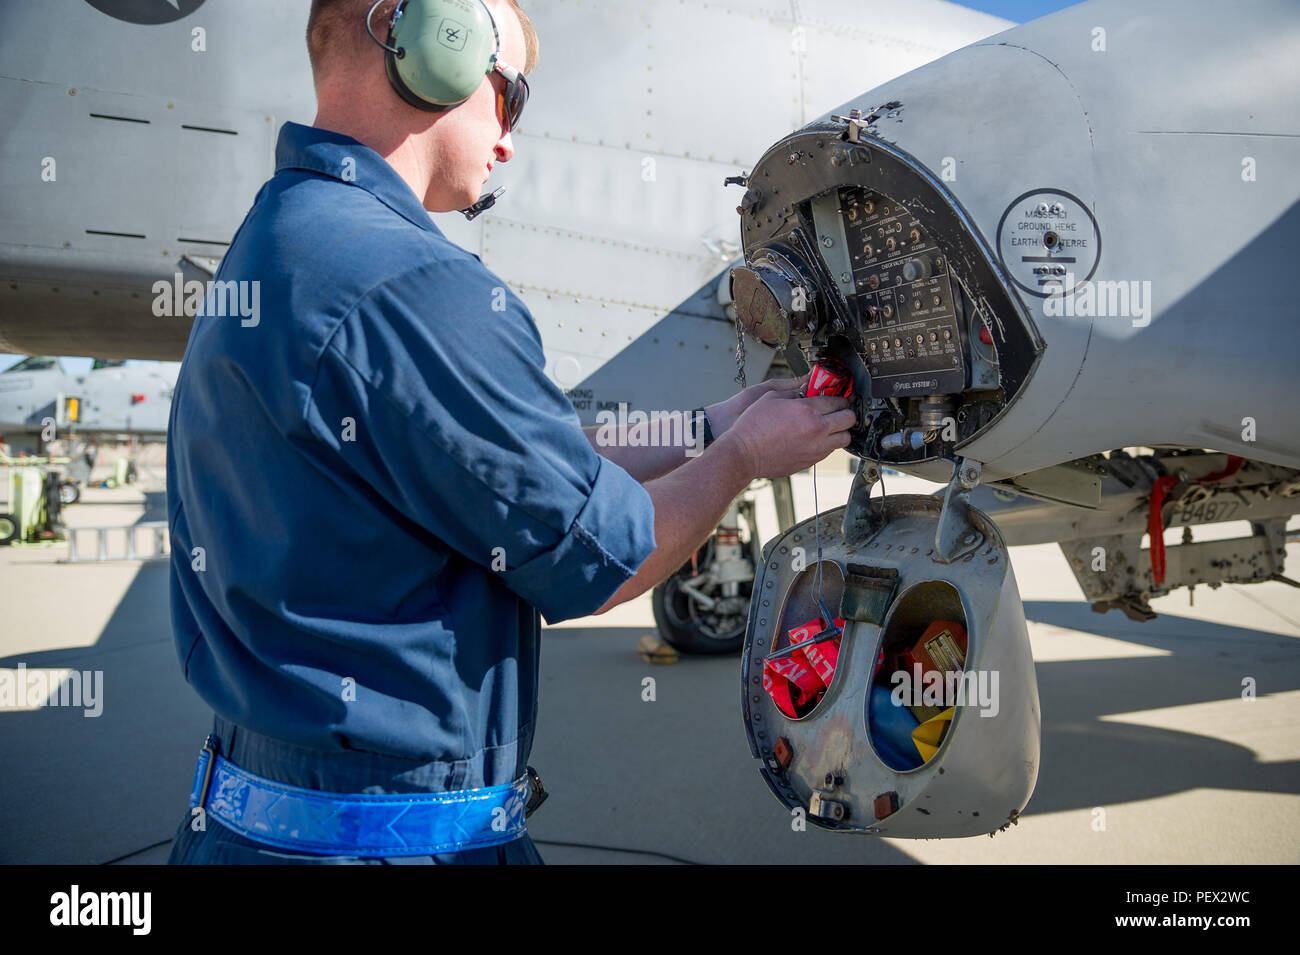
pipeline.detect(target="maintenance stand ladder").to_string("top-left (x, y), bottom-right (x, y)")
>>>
top-left (61, 521), bottom-right (170, 563)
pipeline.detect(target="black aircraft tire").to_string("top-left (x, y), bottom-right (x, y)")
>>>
top-left (59, 481), bottom-right (80, 506)
top-left (0, 513), bottom-right (17, 546)
top-left (651, 547), bottom-right (753, 656)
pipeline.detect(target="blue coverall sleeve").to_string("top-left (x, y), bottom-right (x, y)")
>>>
top-left (305, 258), bottom-right (657, 624)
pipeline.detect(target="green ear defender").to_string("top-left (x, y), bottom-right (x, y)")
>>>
top-left (367, 0), bottom-right (502, 112)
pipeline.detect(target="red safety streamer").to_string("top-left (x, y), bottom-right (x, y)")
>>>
top-left (1148, 455), bottom-right (1245, 585)
top-left (1148, 476), bottom-right (1179, 586)
top-left (763, 617), bottom-right (846, 718)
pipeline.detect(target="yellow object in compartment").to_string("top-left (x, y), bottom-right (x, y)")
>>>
top-left (912, 707), bottom-right (955, 761)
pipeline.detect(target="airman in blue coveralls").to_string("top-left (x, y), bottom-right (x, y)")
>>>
top-left (165, 0), bottom-right (854, 864)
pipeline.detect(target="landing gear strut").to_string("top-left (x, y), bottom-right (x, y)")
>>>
top-left (652, 497), bottom-right (761, 655)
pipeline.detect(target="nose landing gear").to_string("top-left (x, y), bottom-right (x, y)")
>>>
top-left (652, 498), bottom-right (759, 655)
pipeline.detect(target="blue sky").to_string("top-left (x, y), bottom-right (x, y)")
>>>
top-left (957, 0), bottom-right (1085, 22)
top-left (3, 0), bottom-right (1084, 376)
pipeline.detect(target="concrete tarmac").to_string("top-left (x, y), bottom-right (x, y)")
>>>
top-left (2, 457), bottom-right (1297, 864)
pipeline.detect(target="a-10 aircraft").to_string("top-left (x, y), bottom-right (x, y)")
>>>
top-left (0, 0), bottom-right (1012, 646)
top-left (1, 0), bottom-right (1297, 839)
top-left (0, 356), bottom-right (177, 455)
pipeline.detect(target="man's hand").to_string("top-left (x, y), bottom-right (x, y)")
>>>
top-left (705, 373), bottom-right (810, 439)
top-left (724, 389), bottom-right (855, 479)
top-left (592, 388), bottom-right (855, 614)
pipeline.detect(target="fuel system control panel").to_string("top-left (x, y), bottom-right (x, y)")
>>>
top-left (728, 118), bottom-right (1042, 467)
top-left (838, 187), bottom-right (965, 398)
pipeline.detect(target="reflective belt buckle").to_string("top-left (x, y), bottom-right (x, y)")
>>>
top-left (197, 734), bottom-right (220, 809)
top-left (524, 765), bottom-right (548, 818)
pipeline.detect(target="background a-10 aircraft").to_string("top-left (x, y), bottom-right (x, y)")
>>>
top-left (1, 0), bottom-right (1296, 654)
top-left (0, 356), bottom-right (177, 457)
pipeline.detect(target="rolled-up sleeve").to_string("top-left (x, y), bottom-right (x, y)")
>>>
top-left (304, 257), bottom-right (657, 624)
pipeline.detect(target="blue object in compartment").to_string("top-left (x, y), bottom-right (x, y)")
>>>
top-left (868, 685), bottom-right (924, 771)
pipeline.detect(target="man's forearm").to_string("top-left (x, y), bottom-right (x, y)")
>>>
top-left (582, 416), bottom-right (706, 483)
top-left (593, 431), bottom-right (754, 614)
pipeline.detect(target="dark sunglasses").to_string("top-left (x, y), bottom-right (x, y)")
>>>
top-left (491, 57), bottom-right (529, 132)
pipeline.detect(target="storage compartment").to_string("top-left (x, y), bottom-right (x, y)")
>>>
top-left (764, 561), bottom-right (845, 720)
top-left (742, 494), bottom-right (1040, 838)
top-left (866, 581), bottom-right (968, 771)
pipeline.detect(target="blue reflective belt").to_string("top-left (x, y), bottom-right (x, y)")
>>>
top-left (188, 742), bottom-right (530, 857)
